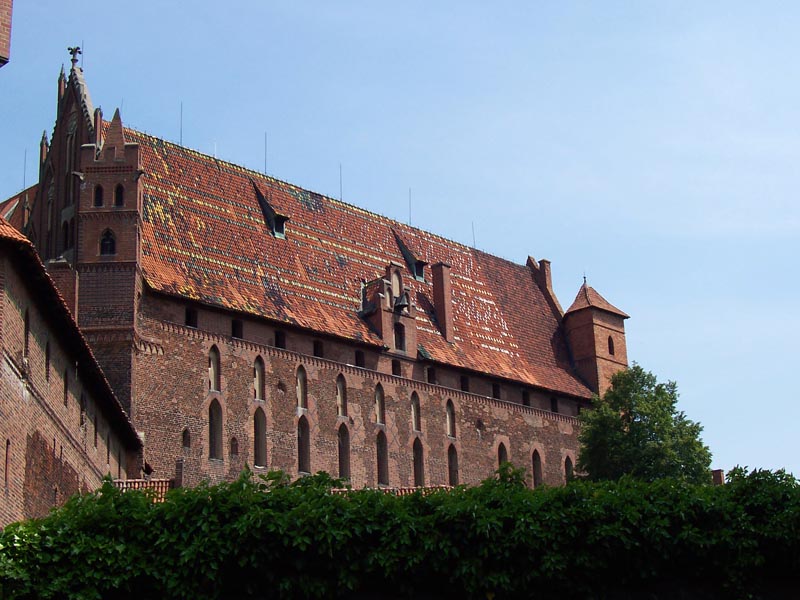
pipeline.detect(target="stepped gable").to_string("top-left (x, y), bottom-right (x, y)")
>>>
top-left (128, 128), bottom-right (592, 399)
top-left (565, 282), bottom-right (629, 319)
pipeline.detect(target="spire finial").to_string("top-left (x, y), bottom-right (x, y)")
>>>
top-left (67, 46), bottom-right (82, 68)
top-left (583, 272), bottom-right (587, 286)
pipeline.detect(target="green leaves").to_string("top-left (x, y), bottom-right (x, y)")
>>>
top-left (1, 468), bottom-right (798, 598)
top-left (578, 363), bottom-right (712, 484)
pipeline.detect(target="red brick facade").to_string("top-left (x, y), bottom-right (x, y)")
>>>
top-left (0, 221), bottom-right (141, 526)
top-left (0, 0), bottom-right (11, 67)
top-left (8, 61), bottom-right (629, 493)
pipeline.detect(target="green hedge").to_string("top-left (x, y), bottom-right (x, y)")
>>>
top-left (1, 466), bottom-right (798, 599)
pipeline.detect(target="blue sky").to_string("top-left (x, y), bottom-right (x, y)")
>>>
top-left (2, 2), bottom-right (798, 476)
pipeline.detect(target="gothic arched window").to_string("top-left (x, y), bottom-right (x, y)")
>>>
top-left (254, 408), bottom-right (267, 467)
top-left (208, 400), bottom-right (222, 459)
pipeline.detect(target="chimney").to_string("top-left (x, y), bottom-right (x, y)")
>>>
top-left (527, 256), bottom-right (564, 317)
top-left (93, 107), bottom-right (103, 147)
top-left (432, 262), bottom-right (454, 342)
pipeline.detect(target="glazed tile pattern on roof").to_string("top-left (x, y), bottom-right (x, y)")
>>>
top-left (565, 283), bottom-right (629, 319)
top-left (129, 129), bottom-right (592, 398)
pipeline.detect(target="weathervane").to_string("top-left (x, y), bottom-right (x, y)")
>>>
top-left (67, 46), bottom-right (82, 68)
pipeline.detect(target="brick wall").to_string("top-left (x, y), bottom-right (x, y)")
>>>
top-left (0, 0), bottom-right (12, 67)
top-left (132, 291), bottom-right (581, 489)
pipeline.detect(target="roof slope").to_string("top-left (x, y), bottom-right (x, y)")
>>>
top-left (565, 282), bottom-right (629, 319)
top-left (0, 217), bottom-right (141, 449)
top-left (129, 129), bottom-right (592, 399)
top-left (0, 184), bottom-right (37, 231)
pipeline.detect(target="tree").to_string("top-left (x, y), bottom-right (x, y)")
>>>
top-left (578, 364), bottom-right (712, 484)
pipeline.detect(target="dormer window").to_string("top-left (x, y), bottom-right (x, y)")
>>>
top-left (392, 229), bottom-right (427, 282)
top-left (251, 179), bottom-right (289, 239)
top-left (273, 215), bottom-right (287, 239)
top-left (413, 261), bottom-right (425, 281)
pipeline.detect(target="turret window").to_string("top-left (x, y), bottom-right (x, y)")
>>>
top-left (114, 184), bottom-right (124, 207)
top-left (93, 185), bottom-right (104, 207)
top-left (253, 357), bottom-right (265, 401)
top-left (100, 230), bottom-right (116, 255)
top-left (608, 336), bottom-right (615, 356)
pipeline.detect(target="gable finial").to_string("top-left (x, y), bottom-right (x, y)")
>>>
top-left (583, 272), bottom-right (587, 286)
top-left (67, 46), bottom-right (82, 68)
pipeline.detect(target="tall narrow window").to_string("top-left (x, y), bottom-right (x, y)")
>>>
top-left (114, 184), bottom-right (124, 207)
top-left (446, 400), bottom-right (456, 438)
top-left (297, 416), bottom-right (310, 474)
top-left (393, 323), bottom-right (405, 351)
top-left (63, 369), bottom-right (69, 406)
top-left (93, 185), bottom-right (104, 207)
top-left (336, 374), bottom-right (347, 417)
top-left (182, 428), bottom-right (191, 449)
top-left (253, 356), bottom-right (265, 401)
top-left (608, 336), bottom-right (615, 356)
top-left (296, 366), bottom-right (307, 409)
top-left (565, 457), bottom-right (574, 483)
top-left (532, 450), bottom-right (543, 488)
top-left (99, 229), bottom-right (116, 255)
top-left (208, 346), bottom-right (221, 391)
top-left (447, 444), bottom-right (459, 486)
top-left (411, 392), bottom-right (421, 432)
top-left (254, 408), bottom-right (267, 467)
top-left (230, 437), bottom-right (239, 457)
top-left (498, 443), bottom-right (508, 467)
top-left (209, 399), bottom-right (222, 459)
top-left (79, 394), bottom-right (86, 426)
top-left (45, 341), bottom-right (51, 381)
top-left (338, 424), bottom-right (350, 480)
top-left (376, 431), bottom-right (389, 486)
top-left (375, 384), bottom-right (385, 425)
top-left (392, 360), bottom-right (401, 376)
top-left (23, 309), bottom-right (30, 359)
top-left (413, 438), bottom-right (424, 487)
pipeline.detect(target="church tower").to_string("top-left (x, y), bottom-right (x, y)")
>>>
top-left (563, 281), bottom-right (629, 396)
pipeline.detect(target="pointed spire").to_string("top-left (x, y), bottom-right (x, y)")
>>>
top-left (99, 108), bottom-right (126, 161)
top-left (565, 281), bottom-right (629, 319)
top-left (40, 131), bottom-right (49, 166)
top-left (58, 64), bottom-right (66, 104)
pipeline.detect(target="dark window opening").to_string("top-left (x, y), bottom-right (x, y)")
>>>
top-left (448, 444), bottom-right (459, 486)
top-left (414, 261), bottom-right (425, 281)
top-left (446, 400), bottom-right (456, 438)
top-left (182, 428), bottom-right (191, 449)
top-left (79, 394), bottom-right (86, 426)
top-left (336, 375), bottom-right (347, 417)
top-left (498, 443), bottom-right (508, 467)
top-left (100, 229), bottom-right (116, 255)
top-left (393, 323), bottom-right (406, 351)
top-left (550, 397), bottom-right (559, 414)
top-left (254, 408), bottom-right (267, 467)
top-left (338, 425), bottom-right (350, 480)
top-left (532, 450), bottom-right (543, 488)
top-left (460, 376), bottom-right (470, 392)
top-left (427, 367), bottom-right (437, 385)
top-left (522, 391), bottom-right (530, 407)
top-left (411, 392), bottom-right (421, 431)
top-left (254, 357), bottom-right (265, 401)
top-left (209, 400), bottom-right (222, 459)
top-left (185, 307), bottom-right (198, 328)
top-left (230, 437), bottom-right (239, 457)
top-left (565, 456), bottom-right (574, 482)
top-left (492, 383), bottom-right (501, 399)
top-left (4, 439), bottom-right (9, 487)
top-left (298, 416), bottom-right (310, 474)
top-left (375, 384), bottom-right (385, 425)
top-left (274, 330), bottom-right (286, 349)
top-left (296, 366), bottom-right (307, 409)
top-left (376, 431), bottom-right (389, 486)
top-left (114, 184), bottom-right (124, 207)
top-left (313, 340), bottom-right (324, 358)
top-left (93, 185), bottom-right (104, 207)
top-left (392, 360), bottom-right (401, 376)
top-left (608, 336), bottom-right (615, 356)
top-left (355, 350), bottom-right (365, 368)
top-left (413, 438), bottom-right (424, 487)
top-left (231, 319), bottom-right (243, 339)
top-left (208, 346), bottom-right (221, 391)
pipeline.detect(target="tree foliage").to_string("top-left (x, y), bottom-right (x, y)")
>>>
top-left (578, 364), bottom-right (712, 484)
top-left (1, 466), bottom-right (799, 599)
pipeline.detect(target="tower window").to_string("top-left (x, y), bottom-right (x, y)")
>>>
top-left (114, 184), bottom-right (124, 207)
top-left (565, 456), bottom-right (574, 482)
top-left (338, 424), bottom-right (350, 480)
top-left (297, 416), bottom-right (310, 474)
top-left (498, 443), bottom-right (508, 467)
top-left (608, 336), bottom-right (615, 356)
top-left (460, 376), bottom-right (470, 392)
top-left (448, 444), bottom-right (459, 486)
top-left (393, 323), bottom-right (406, 352)
top-left (182, 428), bottom-right (191, 449)
top-left (532, 450), bottom-right (543, 488)
top-left (336, 374), bottom-right (347, 417)
top-left (253, 357), bottom-right (265, 401)
top-left (413, 438), bottom-right (424, 487)
top-left (411, 392), bottom-right (421, 432)
top-left (93, 185), bottom-right (104, 207)
top-left (446, 400), bottom-right (456, 438)
top-left (522, 390), bottom-right (530, 407)
top-left (375, 384), bottom-right (385, 425)
top-left (230, 436), bottom-right (239, 457)
top-left (427, 367), bottom-right (437, 385)
top-left (100, 229), bottom-right (116, 255)
top-left (550, 397), bottom-right (559, 414)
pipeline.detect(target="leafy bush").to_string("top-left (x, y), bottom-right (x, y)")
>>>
top-left (1, 467), bottom-right (797, 599)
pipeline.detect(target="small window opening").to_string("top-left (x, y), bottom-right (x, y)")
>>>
top-left (492, 383), bottom-right (501, 399)
top-left (392, 360), bottom-right (402, 376)
top-left (376, 431), bottom-right (389, 486)
top-left (550, 397), bottom-right (559, 414)
top-left (253, 357), bottom-right (265, 401)
top-left (93, 185), bottom-right (104, 207)
top-left (498, 443), bottom-right (508, 467)
top-left (296, 366), bottom-right (308, 409)
top-left (393, 323), bottom-right (406, 351)
top-left (446, 400), bottom-right (456, 438)
top-left (522, 390), bottom-right (531, 407)
top-left (100, 229), bottom-right (116, 255)
top-left (355, 350), bottom-right (365, 368)
top-left (448, 444), bottom-right (459, 486)
top-left (114, 184), bottom-right (124, 207)
top-left (375, 384), bottom-right (385, 425)
top-left (230, 437), bottom-right (239, 457)
top-left (411, 392), bottom-right (421, 432)
top-left (427, 367), bottom-right (437, 385)
top-left (336, 374), bottom-right (347, 417)
top-left (413, 438), bottom-right (424, 487)
top-left (298, 416), bottom-right (310, 474)
top-left (185, 307), bottom-right (198, 328)
top-left (460, 375), bottom-right (470, 392)
top-left (209, 400), bottom-right (222, 459)
top-left (414, 261), bottom-right (425, 281)
top-left (232, 319), bottom-right (243, 339)
top-left (182, 428), bottom-right (191, 449)
top-left (608, 336), bottom-right (615, 356)
top-left (313, 340), bottom-right (324, 358)
top-left (274, 330), bottom-right (286, 349)
top-left (208, 346), bottom-right (221, 391)
top-left (532, 450), bottom-right (543, 488)
top-left (565, 456), bottom-right (574, 482)
top-left (338, 424), bottom-right (350, 480)
top-left (254, 408), bottom-right (267, 467)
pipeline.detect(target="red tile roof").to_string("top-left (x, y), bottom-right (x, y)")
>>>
top-left (0, 184), bottom-right (36, 231)
top-left (564, 282), bottom-right (629, 319)
top-left (127, 128), bottom-right (593, 399)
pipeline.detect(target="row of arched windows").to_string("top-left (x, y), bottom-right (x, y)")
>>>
top-left (93, 184), bottom-right (125, 208)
